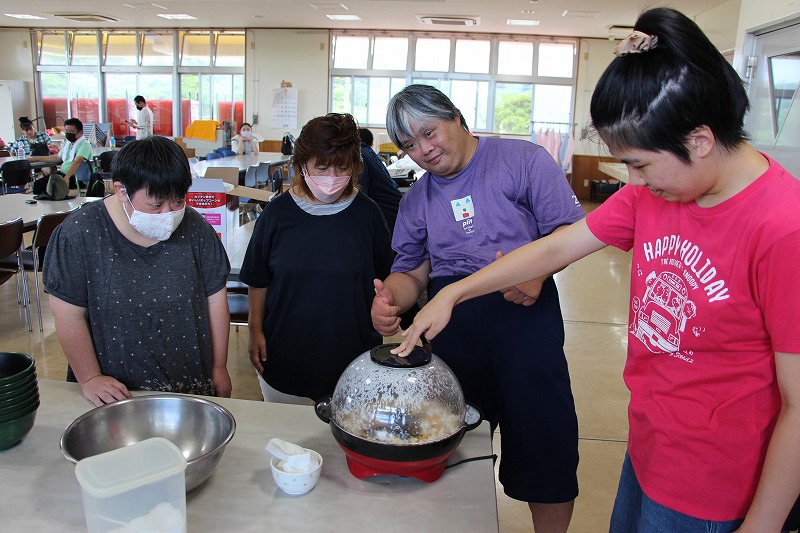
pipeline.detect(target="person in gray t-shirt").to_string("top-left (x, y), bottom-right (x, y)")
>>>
top-left (43, 136), bottom-right (231, 406)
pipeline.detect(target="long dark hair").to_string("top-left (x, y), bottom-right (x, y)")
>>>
top-left (590, 8), bottom-right (749, 162)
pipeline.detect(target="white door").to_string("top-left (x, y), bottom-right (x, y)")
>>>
top-left (744, 21), bottom-right (800, 177)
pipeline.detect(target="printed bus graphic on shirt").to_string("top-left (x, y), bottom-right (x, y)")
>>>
top-left (631, 271), bottom-right (696, 353)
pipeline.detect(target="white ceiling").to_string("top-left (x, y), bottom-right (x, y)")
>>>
top-left (0, 0), bottom-right (732, 38)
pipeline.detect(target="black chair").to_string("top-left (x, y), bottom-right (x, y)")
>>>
top-left (1, 159), bottom-right (33, 194)
top-left (0, 217), bottom-right (30, 329)
top-left (227, 282), bottom-right (249, 330)
top-left (18, 210), bottom-right (74, 331)
top-left (97, 150), bottom-right (117, 173)
top-left (269, 165), bottom-right (283, 194)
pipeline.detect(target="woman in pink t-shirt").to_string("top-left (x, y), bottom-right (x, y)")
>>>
top-left (393, 7), bottom-right (800, 533)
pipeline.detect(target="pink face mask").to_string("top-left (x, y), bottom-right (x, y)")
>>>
top-left (303, 168), bottom-right (350, 203)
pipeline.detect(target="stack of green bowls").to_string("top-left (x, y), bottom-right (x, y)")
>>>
top-left (0, 353), bottom-right (40, 451)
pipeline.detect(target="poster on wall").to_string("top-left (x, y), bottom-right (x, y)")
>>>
top-left (271, 87), bottom-right (298, 129)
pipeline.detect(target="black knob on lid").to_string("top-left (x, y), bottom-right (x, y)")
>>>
top-left (370, 343), bottom-right (431, 368)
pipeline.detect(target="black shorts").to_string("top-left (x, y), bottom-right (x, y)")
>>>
top-left (429, 275), bottom-right (579, 503)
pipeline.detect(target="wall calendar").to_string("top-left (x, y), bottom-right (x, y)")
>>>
top-left (271, 87), bottom-right (298, 129)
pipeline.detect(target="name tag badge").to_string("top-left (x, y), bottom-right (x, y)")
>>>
top-left (450, 195), bottom-right (474, 221)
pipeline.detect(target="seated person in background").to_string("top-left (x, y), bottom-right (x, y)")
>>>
top-left (231, 122), bottom-right (259, 156)
top-left (28, 117), bottom-right (92, 190)
top-left (43, 136), bottom-right (232, 406)
top-left (358, 127), bottom-right (402, 237)
top-left (10, 116), bottom-right (52, 156)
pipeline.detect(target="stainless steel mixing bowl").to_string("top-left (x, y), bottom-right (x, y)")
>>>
top-left (60, 394), bottom-right (236, 491)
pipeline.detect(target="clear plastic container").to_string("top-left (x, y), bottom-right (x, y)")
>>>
top-left (74, 437), bottom-right (188, 533)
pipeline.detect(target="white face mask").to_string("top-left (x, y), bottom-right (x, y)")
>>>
top-left (241, 130), bottom-right (252, 139)
top-left (123, 190), bottom-right (185, 241)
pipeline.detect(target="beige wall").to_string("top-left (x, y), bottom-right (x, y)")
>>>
top-left (0, 29), bottom-right (38, 120)
top-left (695, 0), bottom-right (742, 52)
top-left (574, 38), bottom-right (616, 157)
top-left (733, 0), bottom-right (800, 70)
top-left (245, 29), bottom-right (330, 142)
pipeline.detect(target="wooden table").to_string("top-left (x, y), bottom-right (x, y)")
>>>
top-left (0, 194), bottom-right (100, 230)
top-left (0, 380), bottom-right (499, 532)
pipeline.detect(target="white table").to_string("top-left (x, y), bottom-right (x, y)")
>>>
top-left (0, 194), bottom-right (100, 230)
top-left (1, 146), bottom-right (113, 169)
top-left (226, 219), bottom-right (255, 280)
top-left (195, 152), bottom-right (290, 176)
top-left (598, 162), bottom-right (629, 183)
top-left (387, 156), bottom-right (426, 176)
top-left (0, 380), bottom-right (499, 532)
top-left (0, 154), bottom-right (59, 171)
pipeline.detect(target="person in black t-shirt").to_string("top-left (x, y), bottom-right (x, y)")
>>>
top-left (239, 114), bottom-right (393, 404)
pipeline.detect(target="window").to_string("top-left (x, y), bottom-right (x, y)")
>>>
top-left (215, 33), bottom-right (245, 67)
top-left (71, 33), bottom-right (98, 66)
top-left (495, 83), bottom-right (533, 135)
top-left (415, 38), bottom-right (451, 72)
top-left (537, 43), bottom-right (575, 78)
top-left (180, 74), bottom-right (244, 126)
top-left (331, 32), bottom-right (577, 134)
top-left (498, 41), bottom-right (533, 76)
top-left (142, 33), bottom-right (174, 67)
top-left (40, 73), bottom-right (68, 127)
top-left (333, 36), bottom-right (369, 69)
top-left (105, 33), bottom-right (137, 66)
top-left (454, 39), bottom-right (490, 74)
top-left (34, 29), bottom-right (245, 137)
top-left (181, 33), bottom-right (212, 67)
top-left (69, 73), bottom-right (99, 124)
top-left (39, 33), bottom-right (67, 66)
top-left (373, 37), bottom-right (408, 70)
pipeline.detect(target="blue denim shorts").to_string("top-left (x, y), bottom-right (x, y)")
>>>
top-left (610, 453), bottom-right (744, 533)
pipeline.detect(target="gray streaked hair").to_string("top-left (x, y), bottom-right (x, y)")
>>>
top-left (386, 84), bottom-right (468, 147)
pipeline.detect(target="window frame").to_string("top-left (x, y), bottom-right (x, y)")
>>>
top-left (330, 31), bottom-right (578, 135)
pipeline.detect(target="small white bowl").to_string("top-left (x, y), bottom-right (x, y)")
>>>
top-left (270, 449), bottom-right (323, 495)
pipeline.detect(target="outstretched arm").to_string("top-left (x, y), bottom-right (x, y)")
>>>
top-left (393, 219), bottom-right (606, 355)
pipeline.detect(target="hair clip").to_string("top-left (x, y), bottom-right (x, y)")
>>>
top-left (614, 31), bottom-right (659, 57)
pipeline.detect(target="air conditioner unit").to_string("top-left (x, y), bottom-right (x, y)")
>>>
top-left (416, 15), bottom-right (480, 26)
top-left (54, 14), bottom-right (120, 23)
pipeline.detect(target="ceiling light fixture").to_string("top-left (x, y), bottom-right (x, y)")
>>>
top-left (157, 13), bottom-right (197, 20)
top-left (326, 14), bottom-right (361, 20)
top-left (507, 19), bottom-right (540, 26)
top-left (4, 13), bottom-right (46, 19)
